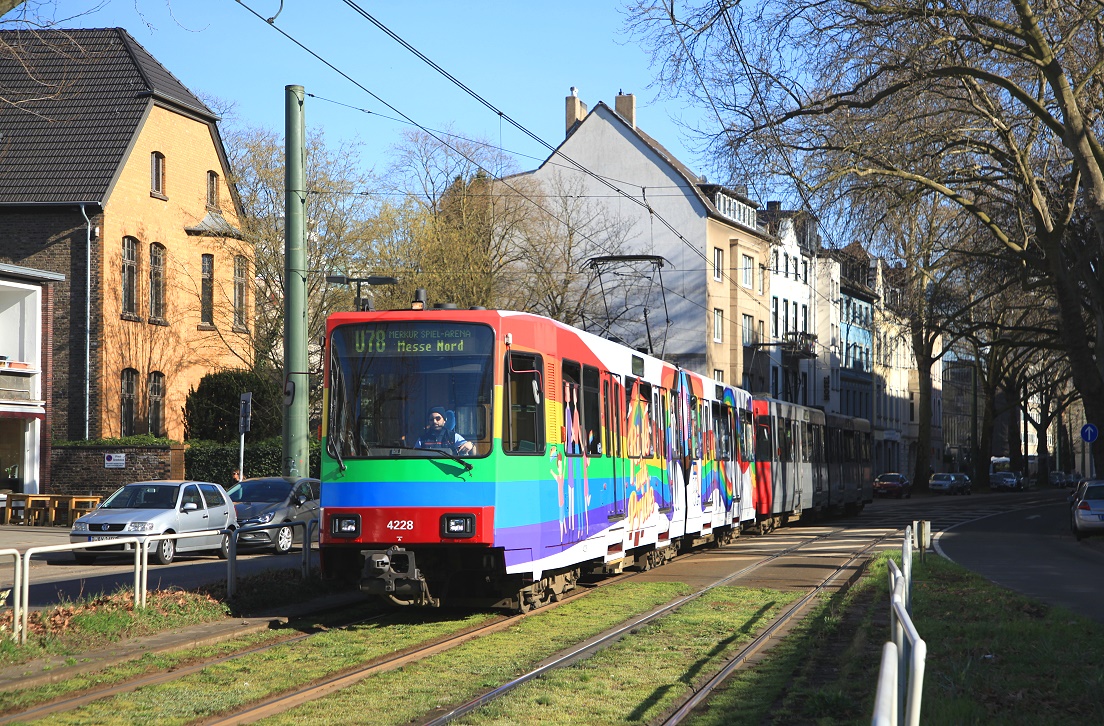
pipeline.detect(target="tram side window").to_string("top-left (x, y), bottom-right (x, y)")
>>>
top-left (811, 423), bottom-right (825, 465)
top-left (563, 360), bottom-right (583, 457)
top-left (713, 401), bottom-right (733, 461)
top-left (583, 365), bottom-right (602, 456)
top-left (741, 409), bottom-right (753, 464)
top-left (786, 414), bottom-right (794, 461)
top-left (653, 388), bottom-right (665, 456)
top-left (625, 379), bottom-right (654, 458)
top-left (603, 379), bottom-right (621, 458)
top-left (755, 417), bottom-right (773, 463)
top-left (503, 352), bottom-right (545, 454)
top-left (688, 398), bottom-right (701, 459)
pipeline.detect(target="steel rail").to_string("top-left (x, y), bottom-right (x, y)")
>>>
top-left (660, 532), bottom-right (892, 724)
top-left (0, 611), bottom-right (392, 724)
top-left (422, 527), bottom-right (845, 726)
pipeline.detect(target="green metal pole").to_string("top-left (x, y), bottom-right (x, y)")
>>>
top-left (283, 85), bottom-right (308, 477)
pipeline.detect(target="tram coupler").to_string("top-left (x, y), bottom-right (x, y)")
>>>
top-left (360, 546), bottom-right (439, 606)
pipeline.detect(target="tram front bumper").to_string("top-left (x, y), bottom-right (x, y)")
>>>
top-left (360, 546), bottom-right (438, 605)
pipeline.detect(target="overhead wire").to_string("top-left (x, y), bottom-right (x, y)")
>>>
top-left (235, 0), bottom-right (826, 355)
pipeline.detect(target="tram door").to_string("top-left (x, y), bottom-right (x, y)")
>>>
top-left (602, 372), bottom-right (626, 519)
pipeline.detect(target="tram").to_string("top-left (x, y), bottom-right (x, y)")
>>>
top-left (317, 307), bottom-right (872, 610)
top-left (318, 308), bottom-right (753, 610)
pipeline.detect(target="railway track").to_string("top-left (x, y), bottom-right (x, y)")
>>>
top-left (0, 524), bottom-right (895, 724)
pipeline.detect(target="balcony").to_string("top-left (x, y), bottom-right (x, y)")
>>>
top-left (0, 358), bottom-right (39, 402)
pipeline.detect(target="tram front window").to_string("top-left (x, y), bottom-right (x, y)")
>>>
top-left (328, 322), bottom-right (494, 458)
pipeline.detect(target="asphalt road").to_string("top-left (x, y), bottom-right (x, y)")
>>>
top-left (0, 524), bottom-right (316, 607)
top-left (3, 490), bottom-right (1101, 621)
top-left (935, 492), bottom-right (1104, 624)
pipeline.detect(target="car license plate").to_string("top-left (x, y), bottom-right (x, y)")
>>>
top-left (88, 535), bottom-right (119, 542)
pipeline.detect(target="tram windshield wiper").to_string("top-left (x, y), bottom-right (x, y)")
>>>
top-left (386, 445), bottom-right (473, 472)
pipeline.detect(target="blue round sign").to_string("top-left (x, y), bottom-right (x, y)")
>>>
top-left (1082, 424), bottom-right (1098, 443)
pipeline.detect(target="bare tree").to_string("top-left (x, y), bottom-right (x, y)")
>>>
top-left (631, 0), bottom-right (1104, 471)
top-left (510, 172), bottom-right (636, 331)
top-left (224, 125), bottom-right (377, 425)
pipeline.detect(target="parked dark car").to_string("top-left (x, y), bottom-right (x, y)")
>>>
top-left (991, 471), bottom-right (1022, 492)
top-left (226, 477), bottom-right (320, 554)
top-left (873, 473), bottom-right (911, 499)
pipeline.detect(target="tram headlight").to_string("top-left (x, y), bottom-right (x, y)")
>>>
top-left (331, 514), bottom-right (360, 537)
top-left (440, 513), bottom-right (475, 538)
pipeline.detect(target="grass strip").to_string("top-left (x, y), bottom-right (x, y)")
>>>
top-left (683, 552), bottom-right (888, 725)
top-left (0, 568), bottom-right (348, 670)
top-left (20, 607), bottom-right (500, 725)
top-left (24, 583), bottom-right (689, 724)
top-left (0, 588), bottom-right (230, 668)
top-left (684, 552), bottom-right (1104, 726)
top-left (456, 585), bottom-right (803, 725)
top-left (0, 597), bottom-right (389, 711)
top-left (256, 582), bottom-right (695, 726)
top-left (911, 555), bottom-right (1104, 725)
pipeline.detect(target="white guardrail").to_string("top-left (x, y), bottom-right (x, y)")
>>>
top-left (5, 519), bottom-right (317, 645)
top-left (872, 523), bottom-right (929, 726)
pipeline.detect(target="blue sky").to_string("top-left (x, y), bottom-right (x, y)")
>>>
top-left (14, 0), bottom-right (721, 181)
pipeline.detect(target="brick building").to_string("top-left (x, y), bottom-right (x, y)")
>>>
top-left (0, 28), bottom-right (252, 445)
top-left (0, 263), bottom-right (63, 494)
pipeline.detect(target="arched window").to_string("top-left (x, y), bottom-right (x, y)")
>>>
top-left (122, 237), bottom-right (139, 316)
top-left (148, 371), bottom-right (165, 437)
top-left (149, 243), bottom-right (166, 321)
top-left (121, 368), bottom-right (138, 436)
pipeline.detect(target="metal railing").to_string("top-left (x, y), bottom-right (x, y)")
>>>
top-left (872, 523), bottom-right (928, 726)
top-left (1, 548), bottom-right (20, 641)
top-left (226, 519), bottom-right (316, 599)
top-left (8, 519), bottom-right (318, 644)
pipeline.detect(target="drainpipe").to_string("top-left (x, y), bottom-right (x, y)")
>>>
top-left (79, 204), bottom-right (91, 440)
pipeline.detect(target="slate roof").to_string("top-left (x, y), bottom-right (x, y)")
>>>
top-left (556, 101), bottom-right (767, 240)
top-left (0, 28), bottom-right (216, 205)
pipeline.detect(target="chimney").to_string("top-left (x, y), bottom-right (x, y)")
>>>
top-left (767, 201), bottom-right (781, 211)
top-left (616, 91), bottom-right (636, 129)
top-left (566, 87), bottom-right (587, 135)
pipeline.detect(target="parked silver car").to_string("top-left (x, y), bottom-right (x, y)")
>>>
top-left (70, 480), bottom-right (236, 565)
top-left (227, 477), bottom-right (320, 554)
top-left (1070, 480), bottom-right (1104, 540)
top-left (929, 472), bottom-right (970, 495)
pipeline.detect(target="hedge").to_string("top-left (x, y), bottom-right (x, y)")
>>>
top-left (185, 437), bottom-right (322, 485)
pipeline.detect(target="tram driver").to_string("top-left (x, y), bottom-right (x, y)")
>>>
top-left (416, 406), bottom-right (474, 456)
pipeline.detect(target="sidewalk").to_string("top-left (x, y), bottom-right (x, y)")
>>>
top-left (0, 524), bottom-right (71, 552)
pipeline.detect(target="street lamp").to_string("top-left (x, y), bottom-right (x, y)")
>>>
top-left (325, 274), bottom-right (399, 311)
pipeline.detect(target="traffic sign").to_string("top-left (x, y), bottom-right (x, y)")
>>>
top-left (239, 392), bottom-right (252, 434)
top-left (1082, 423), bottom-right (1098, 443)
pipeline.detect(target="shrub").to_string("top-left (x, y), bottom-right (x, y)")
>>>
top-left (183, 369), bottom-right (282, 443)
top-left (185, 437), bottom-right (321, 484)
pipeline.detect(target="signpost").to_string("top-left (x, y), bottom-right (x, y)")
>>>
top-left (239, 392), bottom-right (252, 479)
top-left (1082, 423), bottom-right (1098, 479)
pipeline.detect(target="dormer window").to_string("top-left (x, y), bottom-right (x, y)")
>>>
top-left (151, 151), bottom-right (166, 199)
top-left (207, 170), bottom-right (220, 210)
